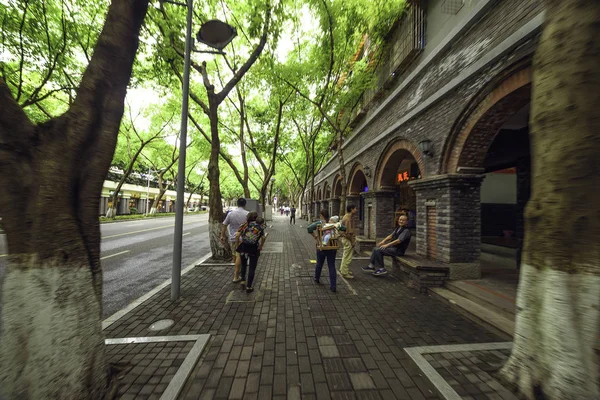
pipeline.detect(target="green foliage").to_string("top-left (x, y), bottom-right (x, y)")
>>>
top-left (0, 0), bottom-right (109, 121)
top-left (2, 0), bottom-right (407, 206)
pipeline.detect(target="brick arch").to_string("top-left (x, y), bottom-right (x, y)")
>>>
top-left (332, 174), bottom-right (343, 197)
top-left (324, 181), bottom-right (331, 199)
top-left (443, 66), bottom-right (532, 173)
top-left (347, 163), bottom-right (368, 195)
top-left (374, 139), bottom-right (425, 191)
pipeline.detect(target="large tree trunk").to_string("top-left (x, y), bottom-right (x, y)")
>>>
top-left (499, 2), bottom-right (600, 399)
top-left (0, 1), bottom-right (149, 398)
top-left (207, 99), bottom-right (229, 260)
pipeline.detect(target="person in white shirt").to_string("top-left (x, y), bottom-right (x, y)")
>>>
top-left (220, 198), bottom-right (249, 282)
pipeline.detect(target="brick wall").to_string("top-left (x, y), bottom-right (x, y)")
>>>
top-left (363, 191), bottom-right (396, 240)
top-left (411, 174), bottom-right (483, 279)
top-left (426, 206), bottom-right (437, 259)
top-left (313, 0), bottom-right (542, 187)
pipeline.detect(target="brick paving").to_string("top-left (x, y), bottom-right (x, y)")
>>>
top-left (107, 341), bottom-right (195, 399)
top-left (427, 349), bottom-right (518, 400)
top-left (104, 216), bottom-right (501, 399)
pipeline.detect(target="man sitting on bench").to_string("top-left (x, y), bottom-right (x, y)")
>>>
top-left (362, 214), bottom-right (411, 276)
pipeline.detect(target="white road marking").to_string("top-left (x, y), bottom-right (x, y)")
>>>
top-left (337, 271), bottom-right (358, 295)
top-left (183, 232), bottom-right (190, 236)
top-left (103, 221), bottom-right (196, 239)
top-left (100, 250), bottom-right (130, 260)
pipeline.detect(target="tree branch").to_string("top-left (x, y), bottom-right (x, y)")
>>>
top-left (16, 0), bottom-right (30, 102)
top-left (0, 78), bottom-right (36, 156)
top-left (216, 4), bottom-right (272, 104)
top-left (68, 0), bottom-right (149, 152)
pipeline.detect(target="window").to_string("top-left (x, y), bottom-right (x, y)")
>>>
top-left (441, 0), bottom-right (464, 15)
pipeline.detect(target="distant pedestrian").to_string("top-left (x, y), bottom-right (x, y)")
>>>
top-left (290, 206), bottom-right (296, 225)
top-left (339, 204), bottom-right (358, 279)
top-left (235, 212), bottom-right (266, 293)
top-left (280, 207), bottom-right (284, 216)
top-left (285, 206), bottom-right (290, 217)
top-left (362, 214), bottom-right (411, 276)
top-left (307, 209), bottom-right (338, 293)
top-left (221, 198), bottom-right (248, 282)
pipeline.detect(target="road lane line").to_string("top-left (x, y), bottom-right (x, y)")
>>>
top-left (103, 221), bottom-right (196, 239)
top-left (100, 250), bottom-right (130, 260)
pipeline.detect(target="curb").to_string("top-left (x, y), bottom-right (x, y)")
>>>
top-left (102, 252), bottom-right (212, 330)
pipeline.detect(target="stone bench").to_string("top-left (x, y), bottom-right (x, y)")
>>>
top-left (355, 237), bottom-right (376, 254)
top-left (390, 254), bottom-right (450, 293)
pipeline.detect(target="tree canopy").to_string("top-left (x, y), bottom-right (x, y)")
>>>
top-left (0, 0), bottom-right (407, 205)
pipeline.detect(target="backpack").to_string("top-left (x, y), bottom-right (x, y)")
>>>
top-left (241, 222), bottom-right (262, 245)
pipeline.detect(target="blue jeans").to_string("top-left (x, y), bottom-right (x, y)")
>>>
top-left (370, 247), bottom-right (402, 268)
top-left (315, 249), bottom-right (337, 289)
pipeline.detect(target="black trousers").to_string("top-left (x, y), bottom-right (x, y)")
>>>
top-left (315, 249), bottom-right (337, 289)
top-left (240, 253), bottom-right (259, 287)
top-left (290, 214), bottom-right (296, 224)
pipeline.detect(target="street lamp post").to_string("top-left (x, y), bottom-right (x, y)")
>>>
top-left (164, 0), bottom-right (237, 302)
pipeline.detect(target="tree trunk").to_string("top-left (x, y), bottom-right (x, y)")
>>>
top-left (499, 2), bottom-right (600, 399)
top-left (107, 141), bottom-right (150, 219)
top-left (207, 99), bottom-right (229, 260)
top-left (337, 130), bottom-right (348, 213)
top-left (150, 188), bottom-right (167, 215)
top-left (0, 1), bottom-right (149, 397)
top-left (1, 255), bottom-right (106, 398)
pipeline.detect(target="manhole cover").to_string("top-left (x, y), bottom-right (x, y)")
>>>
top-left (149, 319), bottom-right (175, 331)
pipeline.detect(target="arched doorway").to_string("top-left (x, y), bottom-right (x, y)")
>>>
top-left (348, 164), bottom-right (369, 236)
top-left (375, 140), bottom-right (424, 230)
top-left (446, 65), bottom-right (532, 279)
top-left (333, 175), bottom-right (342, 198)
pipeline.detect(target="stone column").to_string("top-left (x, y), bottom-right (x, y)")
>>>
top-left (409, 174), bottom-right (484, 279)
top-left (330, 198), bottom-right (341, 218)
top-left (362, 191), bottom-right (395, 240)
top-left (321, 200), bottom-right (329, 217)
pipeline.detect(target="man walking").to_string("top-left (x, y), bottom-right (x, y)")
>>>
top-left (221, 198), bottom-right (249, 282)
top-left (290, 205), bottom-right (296, 225)
top-left (340, 204), bottom-right (358, 279)
top-left (362, 214), bottom-right (411, 276)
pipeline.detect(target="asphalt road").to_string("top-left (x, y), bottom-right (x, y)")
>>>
top-left (0, 214), bottom-right (213, 319)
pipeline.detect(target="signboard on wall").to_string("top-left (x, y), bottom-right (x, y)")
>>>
top-left (397, 171), bottom-right (410, 183)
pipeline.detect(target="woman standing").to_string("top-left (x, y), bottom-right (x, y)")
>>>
top-left (307, 209), bottom-right (338, 293)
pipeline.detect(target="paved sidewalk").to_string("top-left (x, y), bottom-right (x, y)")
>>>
top-left (103, 216), bottom-right (502, 399)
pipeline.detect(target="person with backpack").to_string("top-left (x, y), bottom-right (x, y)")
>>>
top-left (290, 206), bottom-right (296, 225)
top-left (235, 211), bottom-right (266, 293)
top-left (307, 209), bottom-right (345, 293)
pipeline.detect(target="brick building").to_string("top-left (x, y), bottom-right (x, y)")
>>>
top-left (303, 0), bottom-right (540, 279)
